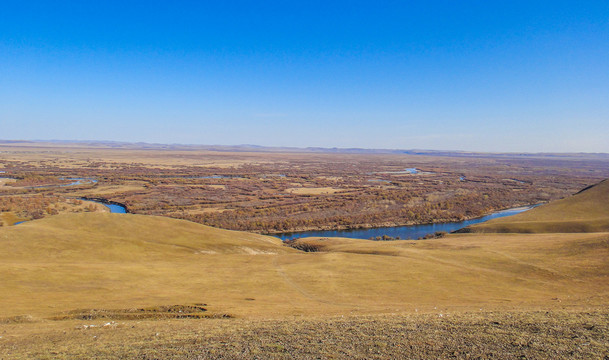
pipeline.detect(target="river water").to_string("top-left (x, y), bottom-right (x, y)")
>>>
top-left (13, 199), bottom-right (126, 226)
top-left (84, 200), bottom-right (127, 213)
top-left (274, 206), bottom-right (534, 241)
top-left (11, 198), bottom-right (531, 241)
top-left (6, 174), bottom-right (532, 239)
top-left (102, 203), bottom-right (127, 213)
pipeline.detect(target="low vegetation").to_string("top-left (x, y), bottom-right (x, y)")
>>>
top-left (2, 141), bottom-right (608, 232)
top-left (0, 195), bottom-right (105, 226)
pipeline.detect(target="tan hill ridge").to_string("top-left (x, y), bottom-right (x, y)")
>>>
top-left (466, 179), bottom-right (609, 233)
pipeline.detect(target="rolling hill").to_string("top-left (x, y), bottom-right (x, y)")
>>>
top-left (1, 203), bottom-right (608, 322)
top-left (466, 179), bottom-right (609, 233)
top-left (0, 212), bottom-right (292, 260)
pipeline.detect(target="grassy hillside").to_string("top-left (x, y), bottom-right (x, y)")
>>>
top-left (467, 179), bottom-right (609, 233)
top-left (0, 212), bottom-right (291, 260)
top-left (283, 232), bottom-right (609, 304)
top-left (0, 213), bottom-right (302, 319)
top-left (1, 212), bottom-right (608, 322)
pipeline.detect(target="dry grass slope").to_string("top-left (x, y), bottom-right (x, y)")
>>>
top-left (0, 212), bottom-right (290, 260)
top-left (1, 211), bottom-right (608, 321)
top-left (0, 213), bottom-right (300, 319)
top-left (468, 179), bottom-right (609, 233)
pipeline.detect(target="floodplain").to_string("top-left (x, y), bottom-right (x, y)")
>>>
top-left (2, 141), bottom-right (608, 233)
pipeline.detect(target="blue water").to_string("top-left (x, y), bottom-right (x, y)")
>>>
top-left (274, 206), bottom-right (534, 241)
top-left (60, 177), bottom-right (98, 187)
top-left (197, 175), bottom-right (243, 179)
top-left (376, 168), bottom-right (420, 175)
top-left (83, 199), bottom-right (127, 213)
top-left (103, 203), bottom-right (127, 213)
top-left (10, 177), bottom-right (99, 189)
top-left (13, 200), bottom-right (127, 225)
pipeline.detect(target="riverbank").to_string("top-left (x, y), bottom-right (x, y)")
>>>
top-left (80, 197), bottom-right (129, 213)
top-left (273, 204), bottom-right (538, 240)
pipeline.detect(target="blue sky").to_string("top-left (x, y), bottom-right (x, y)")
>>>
top-left (1, 1), bottom-right (608, 152)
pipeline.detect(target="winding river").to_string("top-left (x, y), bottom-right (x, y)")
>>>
top-left (274, 206), bottom-right (535, 241)
top-left (102, 203), bottom-right (127, 213)
top-left (84, 199), bottom-right (128, 213)
top-left (4, 173), bottom-right (533, 239)
top-left (12, 199), bottom-right (126, 226)
top-left (12, 199), bottom-right (532, 241)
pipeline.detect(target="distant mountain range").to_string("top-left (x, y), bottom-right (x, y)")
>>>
top-left (1, 139), bottom-right (608, 159)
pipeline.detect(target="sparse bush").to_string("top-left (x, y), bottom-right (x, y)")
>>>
top-left (419, 231), bottom-right (448, 240)
top-left (284, 239), bottom-right (323, 252)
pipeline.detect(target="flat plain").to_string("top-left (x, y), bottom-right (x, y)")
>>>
top-left (2, 141), bottom-right (609, 233)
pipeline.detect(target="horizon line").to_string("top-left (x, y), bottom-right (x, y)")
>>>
top-left (1, 139), bottom-right (609, 156)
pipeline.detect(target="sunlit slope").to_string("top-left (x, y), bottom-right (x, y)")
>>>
top-left (0, 212), bottom-right (290, 260)
top-left (1, 212), bottom-right (608, 320)
top-left (266, 232), bottom-right (609, 310)
top-left (468, 179), bottom-right (609, 233)
top-left (0, 213), bottom-right (302, 319)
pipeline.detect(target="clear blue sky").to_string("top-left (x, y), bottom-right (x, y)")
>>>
top-left (1, 1), bottom-right (608, 152)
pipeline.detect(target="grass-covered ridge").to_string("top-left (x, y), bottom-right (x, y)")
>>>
top-left (467, 179), bottom-right (609, 233)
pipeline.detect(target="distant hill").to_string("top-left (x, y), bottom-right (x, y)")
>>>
top-left (2, 139), bottom-right (609, 158)
top-left (466, 179), bottom-right (609, 233)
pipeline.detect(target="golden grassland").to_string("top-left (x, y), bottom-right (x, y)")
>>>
top-left (469, 179), bottom-right (609, 233)
top-left (0, 212), bottom-right (26, 226)
top-left (0, 197), bottom-right (108, 226)
top-left (1, 158), bottom-right (609, 358)
top-left (1, 211), bottom-right (608, 321)
top-left (0, 178), bottom-right (17, 188)
top-left (0, 142), bottom-right (352, 168)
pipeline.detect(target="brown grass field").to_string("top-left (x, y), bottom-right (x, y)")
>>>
top-left (3, 311), bottom-right (608, 359)
top-left (1, 142), bottom-right (609, 358)
top-left (4, 212), bottom-right (606, 321)
top-left (468, 179), bottom-right (609, 233)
